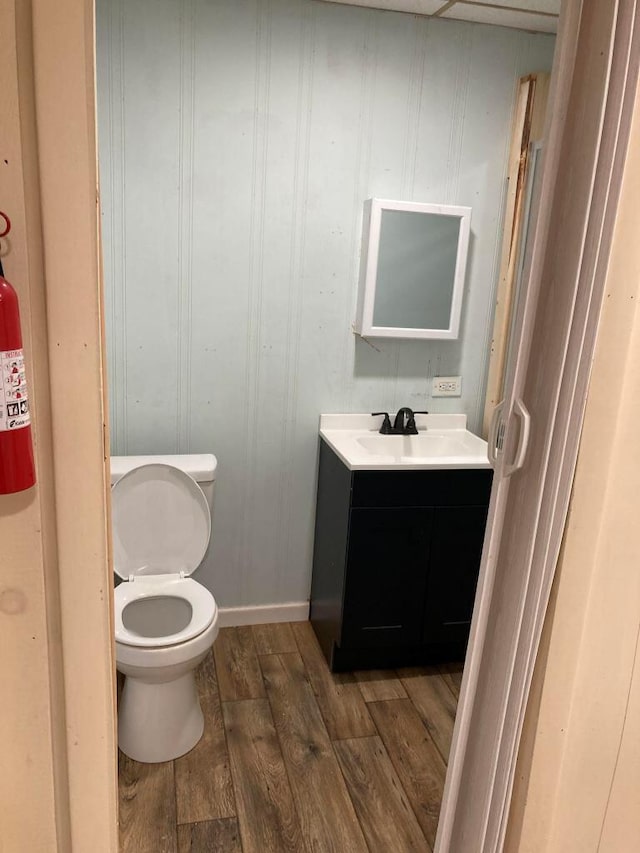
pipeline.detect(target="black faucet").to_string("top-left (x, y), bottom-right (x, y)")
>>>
top-left (393, 407), bottom-right (418, 435)
top-left (372, 408), bottom-right (428, 435)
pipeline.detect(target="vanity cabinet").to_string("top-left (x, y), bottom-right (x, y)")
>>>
top-left (310, 440), bottom-right (493, 671)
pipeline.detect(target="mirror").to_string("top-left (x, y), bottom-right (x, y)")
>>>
top-left (354, 199), bottom-right (471, 339)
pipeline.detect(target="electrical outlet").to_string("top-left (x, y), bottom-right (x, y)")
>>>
top-left (432, 376), bottom-right (462, 397)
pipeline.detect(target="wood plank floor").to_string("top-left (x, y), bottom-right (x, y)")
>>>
top-left (119, 622), bottom-right (462, 853)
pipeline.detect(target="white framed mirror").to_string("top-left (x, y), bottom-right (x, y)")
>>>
top-left (354, 198), bottom-right (472, 339)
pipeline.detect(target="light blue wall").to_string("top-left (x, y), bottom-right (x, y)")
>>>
top-left (96, 0), bottom-right (554, 607)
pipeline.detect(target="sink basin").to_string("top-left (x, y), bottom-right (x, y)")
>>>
top-left (356, 433), bottom-right (476, 460)
top-left (319, 413), bottom-right (490, 471)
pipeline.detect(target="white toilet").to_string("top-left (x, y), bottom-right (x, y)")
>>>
top-left (111, 454), bottom-right (219, 763)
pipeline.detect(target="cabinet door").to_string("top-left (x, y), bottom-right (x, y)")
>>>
top-left (341, 507), bottom-right (433, 649)
top-left (423, 505), bottom-right (488, 644)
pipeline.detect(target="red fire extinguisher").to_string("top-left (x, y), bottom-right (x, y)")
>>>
top-left (0, 211), bottom-right (36, 493)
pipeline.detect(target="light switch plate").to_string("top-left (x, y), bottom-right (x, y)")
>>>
top-left (432, 376), bottom-right (462, 397)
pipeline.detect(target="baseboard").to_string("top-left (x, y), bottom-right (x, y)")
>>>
top-left (217, 601), bottom-right (310, 628)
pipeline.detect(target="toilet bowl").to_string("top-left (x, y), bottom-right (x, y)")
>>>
top-left (111, 455), bottom-right (219, 763)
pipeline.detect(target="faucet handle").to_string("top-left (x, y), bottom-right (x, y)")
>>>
top-left (372, 412), bottom-right (393, 434)
top-left (412, 411), bottom-right (429, 430)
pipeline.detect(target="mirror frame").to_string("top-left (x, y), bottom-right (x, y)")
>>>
top-left (354, 198), bottom-right (472, 339)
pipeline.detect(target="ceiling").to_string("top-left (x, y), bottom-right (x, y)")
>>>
top-left (320, 1), bottom-right (560, 34)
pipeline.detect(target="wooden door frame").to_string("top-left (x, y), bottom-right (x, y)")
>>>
top-left (481, 71), bottom-right (550, 440)
top-left (32, 0), bottom-right (118, 842)
top-left (437, 1), bottom-right (640, 850)
top-left (13, 0), bottom-right (637, 850)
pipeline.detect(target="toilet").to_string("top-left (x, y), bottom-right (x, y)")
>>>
top-left (111, 454), bottom-right (219, 763)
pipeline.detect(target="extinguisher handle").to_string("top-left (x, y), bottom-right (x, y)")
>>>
top-left (0, 211), bottom-right (10, 238)
top-left (0, 211), bottom-right (11, 277)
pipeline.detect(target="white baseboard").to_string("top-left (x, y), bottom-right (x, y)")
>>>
top-left (217, 601), bottom-right (310, 628)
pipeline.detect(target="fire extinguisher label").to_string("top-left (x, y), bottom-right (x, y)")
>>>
top-left (0, 349), bottom-right (30, 431)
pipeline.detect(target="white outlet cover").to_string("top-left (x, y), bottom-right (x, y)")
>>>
top-left (432, 376), bottom-right (462, 397)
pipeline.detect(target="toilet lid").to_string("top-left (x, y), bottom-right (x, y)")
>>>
top-left (111, 463), bottom-right (211, 580)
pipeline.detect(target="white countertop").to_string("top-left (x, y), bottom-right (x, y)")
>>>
top-left (319, 413), bottom-right (490, 471)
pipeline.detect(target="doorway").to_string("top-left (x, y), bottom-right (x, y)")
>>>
top-left (96, 1), bottom-right (559, 849)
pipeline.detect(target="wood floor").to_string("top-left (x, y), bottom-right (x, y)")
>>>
top-left (118, 622), bottom-right (462, 853)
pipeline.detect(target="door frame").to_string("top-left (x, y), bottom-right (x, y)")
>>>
top-left (14, 0), bottom-right (638, 850)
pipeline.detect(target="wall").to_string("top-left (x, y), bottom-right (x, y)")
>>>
top-left (505, 57), bottom-right (640, 853)
top-left (1, 0), bottom-right (117, 850)
top-left (1, 2), bottom-right (62, 846)
top-left (96, 0), bottom-right (554, 608)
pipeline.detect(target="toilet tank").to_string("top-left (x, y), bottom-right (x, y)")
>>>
top-left (110, 453), bottom-right (217, 509)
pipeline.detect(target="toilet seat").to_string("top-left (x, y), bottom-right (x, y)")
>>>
top-left (115, 574), bottom-right (217, 648)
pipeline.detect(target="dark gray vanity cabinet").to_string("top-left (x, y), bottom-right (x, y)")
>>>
top-left (310, 439), bottom-right (493, 671)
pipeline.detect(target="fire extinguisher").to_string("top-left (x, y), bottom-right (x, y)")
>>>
top-left (0, 211), bottom-right (35, 493)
